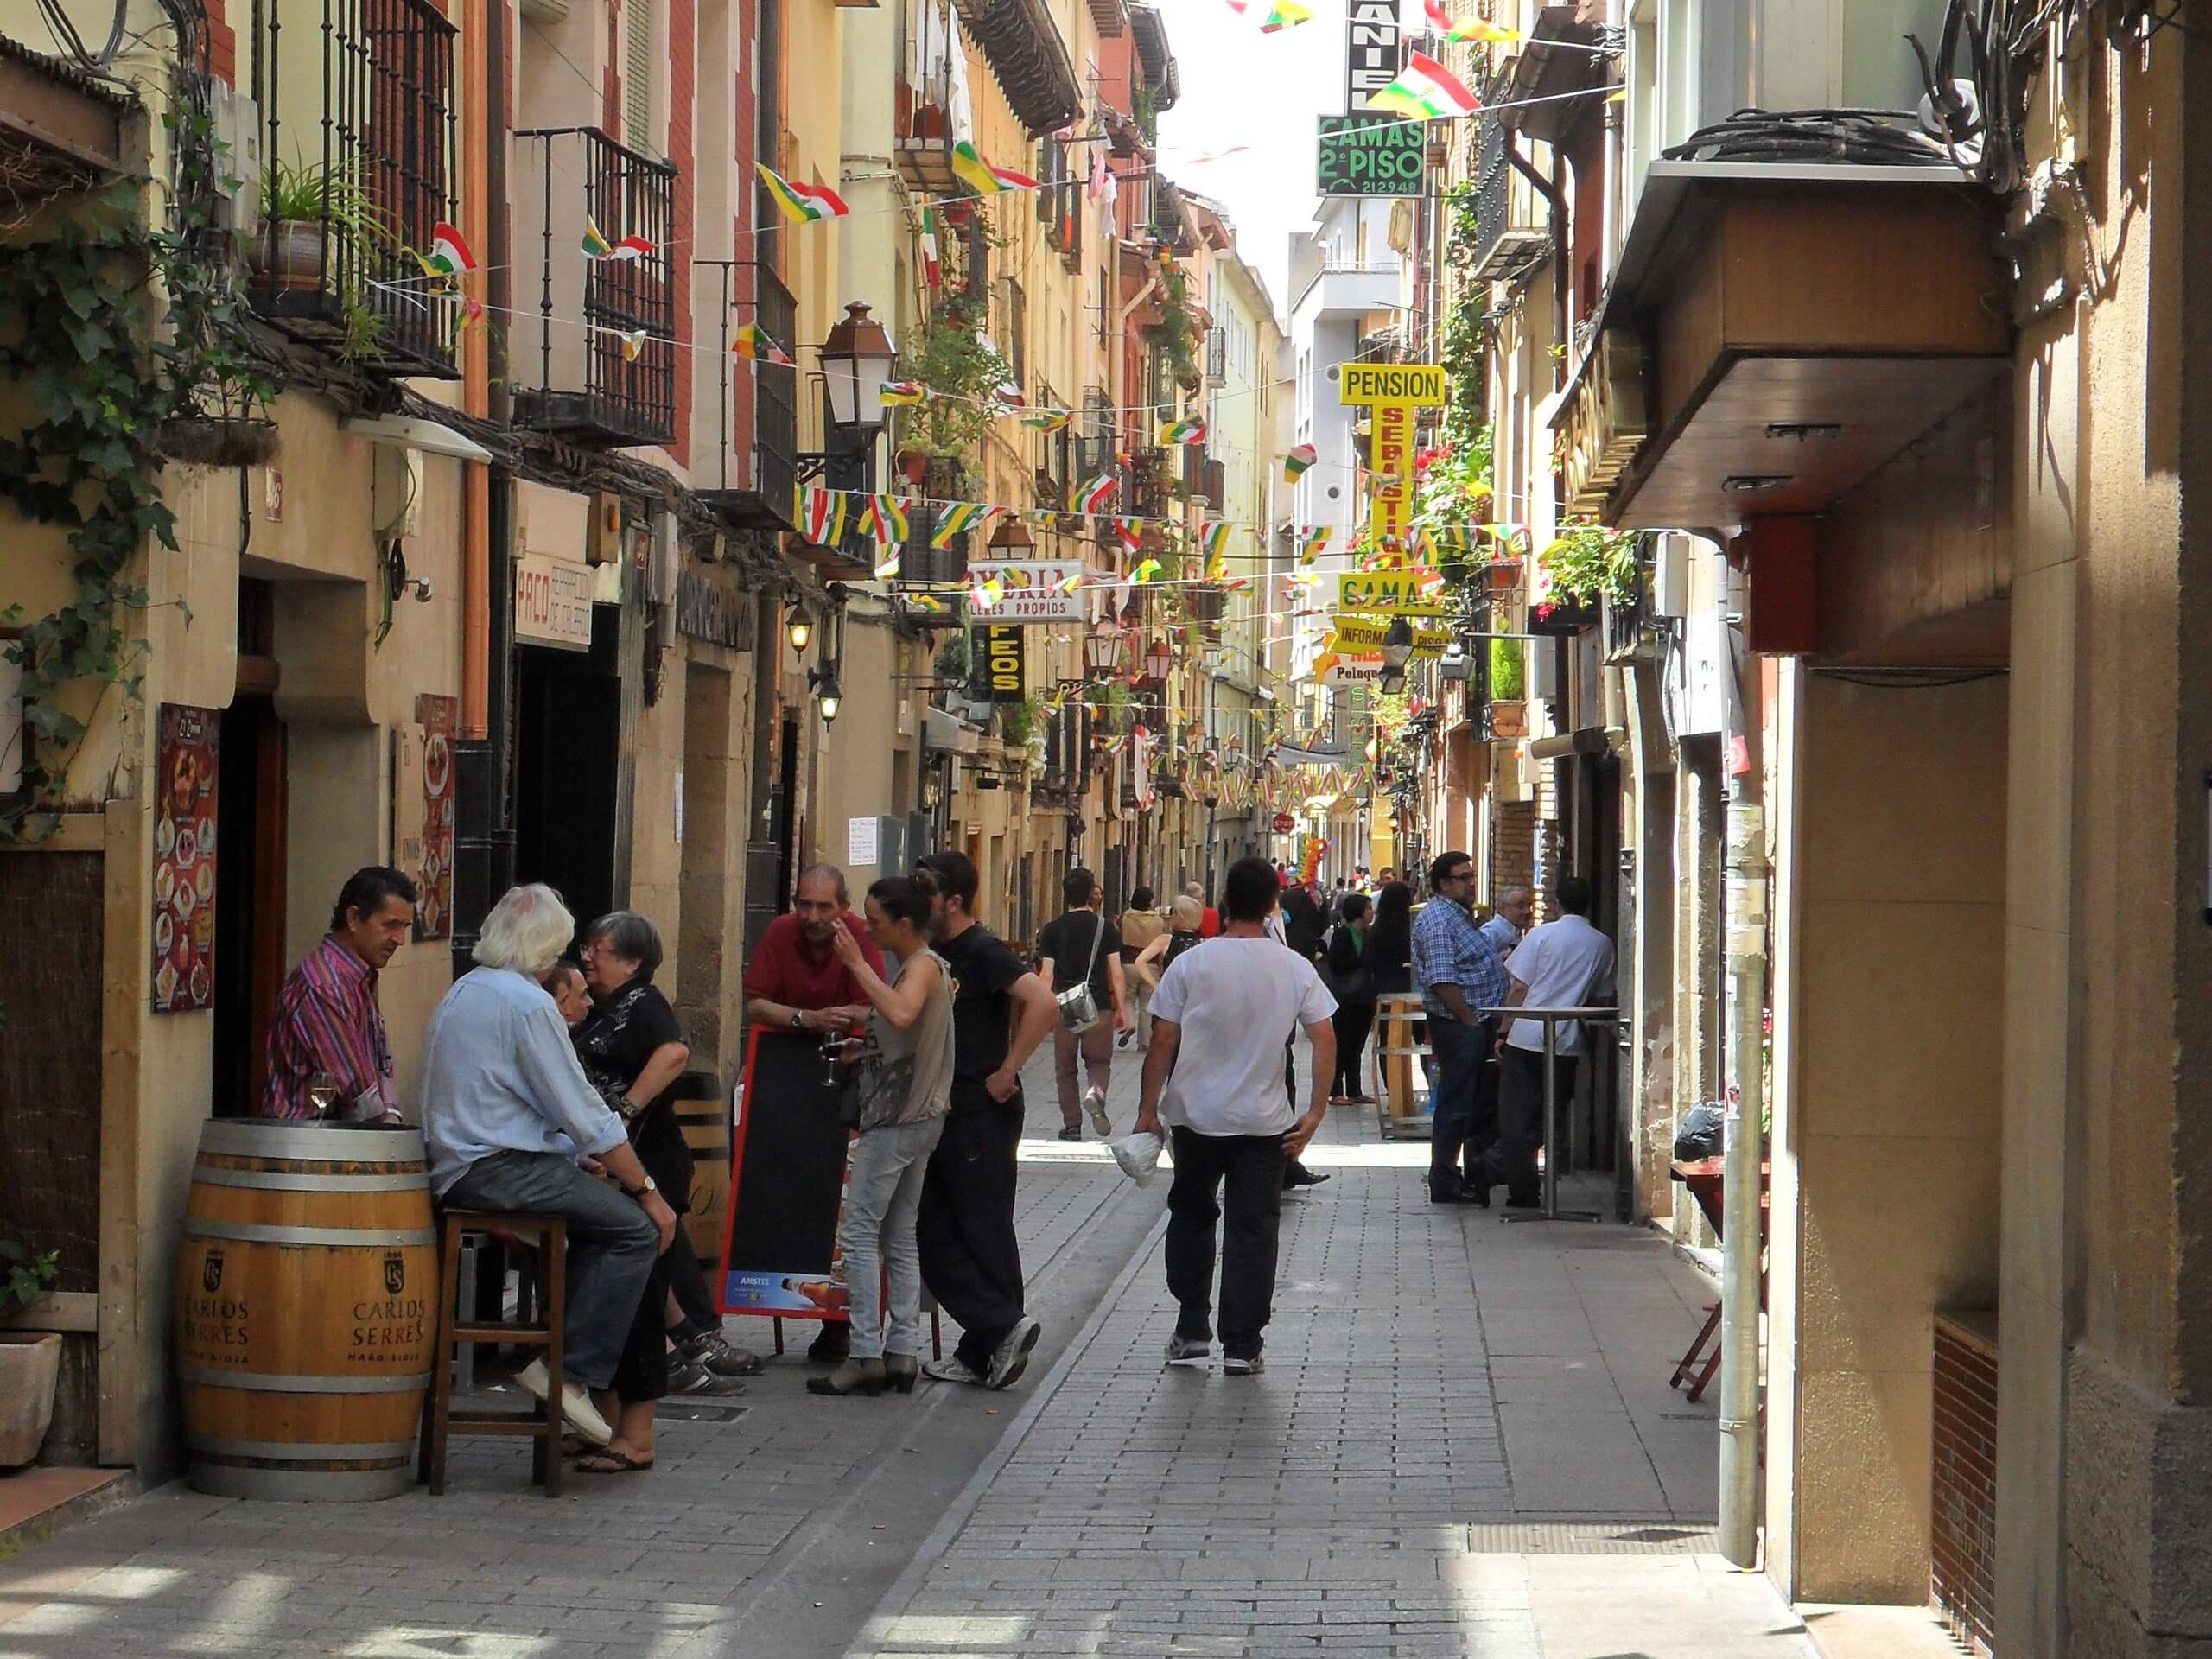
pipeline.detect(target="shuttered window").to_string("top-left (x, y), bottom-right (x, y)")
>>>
top-left (625, 0), bottom-right (654, 153)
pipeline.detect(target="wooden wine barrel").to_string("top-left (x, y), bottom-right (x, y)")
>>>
top-left (175, 1120), bottom-right (437, 1501)
top-left (674, 1084), bottom-right (730, 1269)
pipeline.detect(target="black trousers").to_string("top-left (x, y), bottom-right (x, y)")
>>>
top-left (1485, 1046), bottom-right (1577, 1202)
top-left (665, 1227), bottom-right (716, 1333)
top-left (1466, 1040), bottom-right (1503, 1186)
top-left (1332, 1002), bottom-right (1375, 1097)
top-left (1427, 1015), bottom-right (1494, 1195)
top-left (608, 1255), bottom-right (671, 1402)
top-left (918, 1091), bottom-right (1027, 1371)
top-left (1166, 1126), bottom-right (1287, 1360)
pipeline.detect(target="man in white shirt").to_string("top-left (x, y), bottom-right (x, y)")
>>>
top-left (1476, 875), bottom-right (1617, 1207)
top-left (1135, 855), bottom-right (1338, 1376)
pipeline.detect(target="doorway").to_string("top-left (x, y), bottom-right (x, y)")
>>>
top-left (212, 580), bottom-right (289, 1116)
top-left (513, 637), bottom-right (624, 933)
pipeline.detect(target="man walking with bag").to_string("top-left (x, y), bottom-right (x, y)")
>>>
top-left (1135, 856), bottom-right (1338, 1376)
top-left (1037, 868), bottom-right (1132, 1142)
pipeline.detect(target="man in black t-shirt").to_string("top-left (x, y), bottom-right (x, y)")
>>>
top-left (1036, 868), bottom-right (1132, 1143)
top-left (912, 850), bottom-right (1058, 1389)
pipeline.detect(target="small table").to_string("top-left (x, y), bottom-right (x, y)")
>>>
top-left (1666, 1155), bottom-right (1770, 1402)
top-left (1475, 1006), bottom-right (1619, 1222)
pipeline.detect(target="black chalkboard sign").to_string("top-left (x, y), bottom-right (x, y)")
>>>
top-left (1317, 113), bottom-right (1425, 197)
top-left (716, 1028), bottom-right (855, 1324)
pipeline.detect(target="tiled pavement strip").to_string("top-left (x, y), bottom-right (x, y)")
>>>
top-left (0, 1038), bottom-right (1816, 1659)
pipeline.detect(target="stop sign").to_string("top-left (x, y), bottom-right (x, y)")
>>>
top-left (1271, 811), bottom-right (1295, 834)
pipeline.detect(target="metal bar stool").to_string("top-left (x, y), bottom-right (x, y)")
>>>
top-left (417, 1209), bottom-right (566, 1496)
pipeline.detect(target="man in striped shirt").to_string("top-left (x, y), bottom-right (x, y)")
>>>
top-left (259, 867), bottom-right (418, 1120)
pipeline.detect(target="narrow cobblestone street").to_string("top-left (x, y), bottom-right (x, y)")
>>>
top-left (0, 1046), bottom-right (1812, 1659)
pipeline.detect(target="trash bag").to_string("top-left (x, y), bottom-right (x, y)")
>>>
top-left (1673, 1103), bottom-right (1726, 1162)
top-left (1110, 1128), bottom-right (1166, 1185)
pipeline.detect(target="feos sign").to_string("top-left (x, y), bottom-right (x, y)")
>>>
top-left (1344, 0), bottom-right (1401, 108)
top-left (977, 625), bottom-right (1027, 704)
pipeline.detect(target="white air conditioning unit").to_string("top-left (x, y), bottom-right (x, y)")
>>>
top-left (206, 81), bottom-right (261, 234)
top-left (1525, 637), bottom-right (1558, 702)
top-left (1651, 531), bottom-right (1691, 618)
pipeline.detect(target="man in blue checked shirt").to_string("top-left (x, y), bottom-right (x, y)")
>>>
top-left (1409, 851), bottom-right (1510, 1205)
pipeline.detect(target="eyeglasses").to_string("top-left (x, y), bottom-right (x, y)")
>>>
top-left (1442, 868), bottom-right (1473, 885)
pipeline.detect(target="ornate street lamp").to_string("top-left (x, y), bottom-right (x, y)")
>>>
top-left (1378, 615), bottom-right (1414, 693)
top-left (1084, 620), bottom-right (1125, 679)
top-left (1144, 636), bottom-right (1173, 685)
top-left (817, 302), bottom-right (899, 435)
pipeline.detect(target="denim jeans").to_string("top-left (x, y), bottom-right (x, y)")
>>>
top-left (840, 1115), bottom-right (946, 1360)
top-left (1166, 1127), bottom-right (1287, 1360)
top-left (1427, 1014), bottom-right (1494, 1196)
top-left (440, 1149), bottom-right (659, 1390)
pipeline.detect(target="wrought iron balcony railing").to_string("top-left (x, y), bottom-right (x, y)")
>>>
top-left (1465, 109), bottom-right (1548, 287)
top-left (753, 266), bottom-right (799, 511)
top-left (249, 0), bottom-right (458, 377)
top-left (895, 0), bottom-right (964, 193)
top-left (512, 127), bottom-right (677, 447)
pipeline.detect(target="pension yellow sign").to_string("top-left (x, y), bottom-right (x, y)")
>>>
top-left (1336, 570), bottom-right (1450, 617)
top-left (1338, 363), bottom-right (1446, 406)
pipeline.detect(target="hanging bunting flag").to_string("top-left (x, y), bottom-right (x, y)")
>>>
top-left (1200, 522), bottom-right (1232, 577)
top-left (908, 591), bottom-right (944, 612)
top-left (874, 552), bottom-right (903, 581)
top-left (931, 502), bottom-right (996, 549)
top-left (1077, 474), bottom-right (1121, 513)
top-left (918, 206), bottom-right (944, 288)
top-left (1129, 556), bottom-right (1163, 584)
top-left (446, 295), bottom-right (486, 347)
top-left (757, 163), bottom-right (852, 223)
top-left (950, 141), bottom-right (1041, 195)
top-left (1159, 418), bottom-right (1206, 446)
top-left (1258, 0), bottom-right (1313, 30)
top-left (732, 323), bottom-right (795, 365)
top-left (424, 221), bottom-right (477, 278)
top-left (581, 216), bottom-right (652, 260)
top-left (991, 383), bottom-right (1027, 410)
top-left (1282, 442), bottom-right (1317, 481)
top-left (1367, 50), bottom-right (1484, 121)
top-left (858, 494), bottom-right (910, 548)
top-left (1021, 409), bottom-right (1072, 431)
top-left (969, 575), bottom-right (1005, 610)
top-left (1052, 569), bottom-right (1084, 595)
top-left (1297, 524), bottom-right (1329, 564)
top-left (613, 327), bottom-right (648, 362)
top-left (1423, 0), bottom-right (1522, 42)
top-left (880, 379), bottom-right (927, 405)
top-left (802, 487), bottom-right (848, 547)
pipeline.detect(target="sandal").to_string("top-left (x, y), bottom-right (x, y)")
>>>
top-left (560, 1431), bottom-right (592, 1457)
top-left (575, 1447), bottom-right (654, 1474)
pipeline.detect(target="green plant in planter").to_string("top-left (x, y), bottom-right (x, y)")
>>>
top-left (899, 302), bottom-right (1014, 459)
top-left (932, 627), bottom-right (973, 687)
top-left (1094, 678), bottom-right (1134, 734)
top-left (0, 1242), bottom-right (60, 1313)
top-left (262, 155), bottom-right (391, 245)
top-left (1489, 638), bottom-right (1524, 700)
top-left (998, 697), bottom-right (1043, 750)
top-left (1539, 518), bottom-right (1638, 607)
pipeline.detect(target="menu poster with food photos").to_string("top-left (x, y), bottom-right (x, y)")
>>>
top-left (414, 693), bottom-right (456, 940)
top-left (151, 703), bottom-right (219, 1013)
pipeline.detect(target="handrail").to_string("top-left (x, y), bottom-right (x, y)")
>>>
top-left (1473, 1005), bottom-right (1620, 1221)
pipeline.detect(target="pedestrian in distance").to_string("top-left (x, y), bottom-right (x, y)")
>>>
top-left (1477, 875), bottom-right (1617, 1208)
top-left (809, 876), bottom-right (956, 1397)
top-left (1135, 855), bottom-right (1338, 1376)
top-left (1184, 880), bottom-right (1223, 938)
top-left (1133, 894), bottom-right (1207, 994)
top-left (1325, 892), bottom-right (1377, 1105)
top-left (1036, 867), bottom-right (1133, 1141)
top-left (1410, 852), bottom-right (1510, 1205)
top-left (1482, 884), bottom-right (1534, 964)
top-left (1118, 886), bottom-right (1166, 1049)
top-left (912, 850), bottom-right (1059, 1390)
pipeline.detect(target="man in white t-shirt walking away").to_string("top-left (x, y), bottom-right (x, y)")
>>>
top-left (1135, 855), bottom-right (1338, 1376)
top-left (1476, 874), bottom-right (1617, 1208)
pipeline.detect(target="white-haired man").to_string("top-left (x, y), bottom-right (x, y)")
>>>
top-left (421, 883), bottom-right (677, 1446)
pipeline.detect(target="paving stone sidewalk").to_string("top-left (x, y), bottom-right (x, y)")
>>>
top-left (848, 1095), bottom-right (1820, 1659)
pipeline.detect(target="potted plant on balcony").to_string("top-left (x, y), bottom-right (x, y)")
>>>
top-left (899, 302), bottom-right (1014, 460)
top-left (0, 1240), bottom-right (62, 1467)
top-left (1486, 637), bottom-right (1526, 740)
top-left (250, 156), bottom-right (386, 293)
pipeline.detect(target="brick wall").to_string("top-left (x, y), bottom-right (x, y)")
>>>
top-left (1491, 798), bottom-right (1535, 894)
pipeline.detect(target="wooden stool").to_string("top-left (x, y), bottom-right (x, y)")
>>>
top-left (417, 1209), bottom-right (566, 1496)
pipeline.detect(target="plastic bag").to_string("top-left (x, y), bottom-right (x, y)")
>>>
top-left (1110, 1129), bottom-right (1166, 1185)
top-left (1673, 1103), bottom-right (1725, 1162)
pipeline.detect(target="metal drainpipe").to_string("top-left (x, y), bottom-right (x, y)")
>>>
top-left (1719, 592), bottom-right (1767, 1570)
top-left (1503, 133), bottom-right (1571, 395)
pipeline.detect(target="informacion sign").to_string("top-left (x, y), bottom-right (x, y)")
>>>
top-left (1328, 616), bottom-right (1455, 655)
top-left (1317, 113), bottom-right (1426, 196)
top-left (968, 561), bottom-right (1089, 622)
top-left (514, 552), bottom-right (594, 651)
top-left (1344, 0), bottom-right (1401, 107)
top-left (977, 624), bottom-right (1027, 702)
top-left (1336, 569), bottom-right (1451, 617)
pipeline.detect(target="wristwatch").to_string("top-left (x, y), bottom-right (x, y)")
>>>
top-left (790, 1009), bottom-right (804, 1029)
top-left (623, 1176), bottom-right (659, 1200)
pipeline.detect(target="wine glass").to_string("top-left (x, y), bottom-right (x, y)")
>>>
top-left (306, 1071), bottom-right (341, 1120)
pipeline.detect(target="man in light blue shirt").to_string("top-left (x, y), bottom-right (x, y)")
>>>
top-left (420, 884), bottom-right (676, 1446)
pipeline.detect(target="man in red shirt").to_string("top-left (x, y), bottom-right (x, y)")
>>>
top-left (742, 864), bottom-right (882, 1362)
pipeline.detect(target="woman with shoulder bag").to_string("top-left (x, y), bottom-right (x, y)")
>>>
top-left (810, 876), bottom-right (956, 1397)
top-left (1036, 868), bottom-right (1129, 1143)
top-left (1325, 893), bottom-right (1378, 1104)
